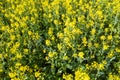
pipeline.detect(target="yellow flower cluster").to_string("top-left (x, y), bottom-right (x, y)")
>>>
top-left (108, 73), bottom-right (120, 80)
top-left (0, 0), bottom-right (41, 79)
top-left (63, 73), bottom-right (73, 80)
top-left (75, 68), bottom-right (90, 80)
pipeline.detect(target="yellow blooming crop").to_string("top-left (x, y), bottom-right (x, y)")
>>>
top-left (28, 31), bottom-right (32, 36)
top-left (16, 53), bottom-right (22, 59)
top-left (48, 27), bottom-right (53, 35)
top-left (98, 63), bottom-right (104, 70)
top-left (24, 49), bottom-right (29, 54)
top-left (96, 10), bottom-right (103, 19)
top-left (45, 39), bottom-right (51, 46)
top-left (10, 35), bottom-right (16, 41)
top-left (100, 35), bottom-right (106, 40)
top-left (91, 61), bottom-right (98, 69)
top-left (1, 0), bottom-right (120, 79)
top-left (91, 28), bottom-right (96, 35)
top-left (35, 71), bottom-right (41, 78)
top-left (107, 35), bottom-right (112, 40)
top-left (8, 72), bottom-right (17, 78)
top-left (15, 63), bottom-right (21, 67)
top-left (48, 51), bottom-right (56, 58)
top-left (75, 68), bottom-right (90, 80)
top-left (116, 48), bottom-right (120, 52)
top-left (82, 37), bottom-right (87, 46)
top-left (107, 51), bottom-right (114, 58)
top-left (57, 43), bottom-right (62, 51)
top-left (64, 37), bottom-right (70, 44)
top-left (103, 44), bottom-right (109, 50)
top-left (63, 73), bottom-right (73, 80)
top-left (78, 52), bottom-right (84, 59)
top-left (57, 32), bottom-right (64, 39)
top-left (0, 69), bottom-right (3, 73)
top-left (0, 54), bottom-right (2, 59)
top-left (108, 73), bottom-right (120, 80)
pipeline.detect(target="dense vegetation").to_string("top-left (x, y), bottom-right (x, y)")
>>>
top-left (0, 0), bottom-right (120, 80)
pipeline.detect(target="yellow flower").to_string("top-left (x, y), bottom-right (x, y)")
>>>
top-left (24, 49), bottom-right (29, 54)
top-left (57, 32), bottom-right (64, 39)
top-left (45, 40), bottom-right (51, 46)
top-left (10, 35), bottom-right (15, 41)
top-left (45, 56), bottom-right (49, 61)
top-left (108, 73), bottom-right (120, 80)
top-left (43, 49), bottom-right (46, 53)
top-left (102, 60), bottom-right (107, 65)
top-left (103, 44), bottom-right (109, 50)
top-left (35, 71), bottom-right (41, 78)
top-left (63, 56), bottom-right (69, 60)
top-left (8, 72), bottom-right (16, 78)
top-left (15, 22), bottom-right (19, 27)
top-left (82, 37), bottom-right (87, 46)
top-left (89, 20), bottom-right (94, 26)
top-left (15, 63), bottom-right (21, 67)
top-left (0, 54), bottom-right (2, 59)
top-left (107, 35), bottom-right (112, 40)
top-left (98, 63), bottom-right (104, 70)
top-left (0, 69), bottom-right (3, 72)
top-left (48, 52), bottom-right (55, 58)
top-left (91, 28), bottom-right (96, 35)
top-left (1, 26), bottom-right (6, 31)
top-left (19, 66), bottom-right (24, 71)
top-left (116, 48), bottom-right (120, 52)
top-left (78, 52), bottom-right (84, 59)
top-left (54, 20), bottom-right (58, 25)
top-left (86, 64), bottom-right (90, 70)
top-left (16, 53), bottom-right (22, 59)
top-left (28, 31), bottom-right (32, 36)
top-left (11, 78), bottom-right (20, 80)
top-left (48, 13), bottom-right (52, 18)
top-left (35, 32), bottom-right (40, 39)
top-left (100, 35), bottom-right (106, 40)
top-left (75, 68), bottom-right (90, 80)
top-left (107, 51), bottom-right (114, 58)
top-left (10, 47), bottom-right (16, 54)
top-left (96, 10), bottom-right (103, 19)
top-left (19, 66), bottom-right (26, 72)
top-left (72, 28), bottom-right (83, 35)
top-left (51, 36), bottom-right (55, 41)
top-left (64, 37), bottom-right (70, 43)
top-left (48, 27), bottom-right (53, 35)
top-left (63, 73), bottom-right (73, 80)
top-left (15, 42), bottom-right (20, 48)
top-left (91, 61), bottom-right (98, 69)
